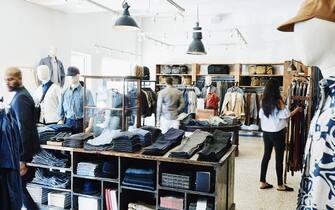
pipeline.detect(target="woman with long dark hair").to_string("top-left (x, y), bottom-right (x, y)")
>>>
top-left (259, 79), bottom-right (301, 191)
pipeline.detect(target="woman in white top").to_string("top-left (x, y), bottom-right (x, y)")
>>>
top-left (259, 79), bottom-right (301, 191)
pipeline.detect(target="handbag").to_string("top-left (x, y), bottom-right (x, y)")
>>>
top-left (266, 66), bottom-right (273, 75)
top-left (182, 76), bottom-right (192, 85)
top-left (256, 66), bottom-right (266, 75)
top-left (251, 77), bottom-right (260, 86)
top-left (205, 92), bottom-right (219, 109)
top-left (248, 65), bottom-right (257, 75)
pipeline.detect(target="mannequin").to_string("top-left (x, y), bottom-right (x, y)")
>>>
top-left (202, 76), bottom-right (216, 98)
top-left (39, 46), bottom-right (65, 87)
top-left (58, 67), bottom-right (94, 134)
top-left (33, 65), bottom-right (61, 124)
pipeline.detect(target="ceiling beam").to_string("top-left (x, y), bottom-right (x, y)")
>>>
top-left (85, 0), bottom-right (119, 15)
top-left (166, 0), bottom-right (185, 13)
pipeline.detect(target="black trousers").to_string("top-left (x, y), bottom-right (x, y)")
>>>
top-left (260, 129), bottom-right (285, 185)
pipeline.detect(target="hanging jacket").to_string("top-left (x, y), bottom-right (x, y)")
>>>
top-left (0, 110), bottom-right (22, 210)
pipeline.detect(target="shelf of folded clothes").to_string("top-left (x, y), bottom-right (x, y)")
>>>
top-left (73, 174), bottom-right (119, 183)
top-left (73, 192), bottom-right (101, 200)
top-left (26, 163), bottom-right (72, 172)
top-left (37, 203), bottom-right (70, 210)
top-left (121, 185), bottom-right (157, 194)
top-left (158, 186), bottom-right (215, 197)
top-left (27, 183), bottom-right (72, 193)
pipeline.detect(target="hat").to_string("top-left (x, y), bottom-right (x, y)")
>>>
top-left (278, 0), bottom-right (335, 32)
top-left (67, 66), bottom-right (80, 76)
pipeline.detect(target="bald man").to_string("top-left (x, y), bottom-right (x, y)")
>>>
top-left (5, 67), bottom-right (40, 210)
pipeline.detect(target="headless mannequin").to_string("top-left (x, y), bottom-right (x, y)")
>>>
top-left (58, 75), bottom-right (94, 134)
top-left (294, 18), bottom-right (335, 78)
top-left (37, 65), bottom-right (50, 85)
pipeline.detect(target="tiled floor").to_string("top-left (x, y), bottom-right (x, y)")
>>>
top-left (234, 136), bottom-right (301, 210)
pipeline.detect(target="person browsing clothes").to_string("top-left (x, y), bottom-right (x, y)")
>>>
top-left (156, 77), bottom-right (185, 133)
top-left (259, 78), bottom-right (302, 192)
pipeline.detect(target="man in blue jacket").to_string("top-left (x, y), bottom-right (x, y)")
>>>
top-left (5, 67), bottom-right (40, 210)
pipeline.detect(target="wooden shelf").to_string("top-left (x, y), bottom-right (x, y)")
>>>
top-left (156, 74), bottom-right (192, 76)
top-left (121, 185), bottom-right (157, 194)
top-left (27, 183), bottom-right (71, 192)
top-left (73, 174), bottom-right (119, 183)
top-left (26, 163), bottom-right (72, 172)
top-left (197, 74), bottom-right (234, 76)
top-left (158, 186), bottom-right (215, 197)
top-left (240, 75), bottom-right (283, 77)
top-left (73, 192), bottom-right (101, 199)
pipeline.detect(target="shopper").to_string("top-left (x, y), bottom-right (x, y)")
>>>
top-left (259, 78), bottom-right (301, 192)
top-left (156, 77), bottom-right (185, 133)
top-left (5, 67), bottom-right (41, 210)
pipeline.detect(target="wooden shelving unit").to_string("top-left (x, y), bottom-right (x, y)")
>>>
top-left (26, 145), bottom-right (236, 210)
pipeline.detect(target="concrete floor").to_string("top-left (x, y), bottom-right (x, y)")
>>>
top-left (234, 136), bottom-right (301, 210)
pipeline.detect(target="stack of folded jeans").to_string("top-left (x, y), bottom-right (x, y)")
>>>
top-left (76, 162), bottom-right (100, 177)
top-left (37, 125), bottom-right (57, 144)
top-left (112, 131), bottom-right (141, 152)
top-left (32, 169), bottom-right (70, 189)
top-left (84, 129), bottom-right (120, 151)
top-left (32, 149), bottom-right (68, 167)
top-left (129, 128), bottom-right (152, 146)
top-left (141, 126), bottom-right (162, 143)
top-left (63, 133), bottom-right (93, 148)
top-left (198, 130), bottom-right (232, 162)
top-left (48, 124), bottom-right (72, 133)
top-left (122, 168), bottom-right (155, 191)
top-left (187, 119), bottom-right (210, 127)
top-left (169, 130), bottom-right (212, 159)
top-left (143, 128), bottom-right (184, 156)
top-left (50, 132), bottom-right (71, 142)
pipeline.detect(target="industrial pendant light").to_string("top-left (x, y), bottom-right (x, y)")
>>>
top-left (114, 1), bottom-right (140, 30)
top-left (187, 6), bottom-right (206, 55)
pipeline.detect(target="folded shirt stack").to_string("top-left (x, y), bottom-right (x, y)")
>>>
top-left (76, 162), bottom-right (100, 177)
top-left (112, 131), bottom-right (141, 152)
top-left (37, 125), bottom-right (57, 144)
top-left (198, 130), bottom-right (232, 162)
top-left (84, 129), bottom-right (120, 151)
top-left (32, 149), bottom-right (68, 168)
top-left (129, 128), bottom-right (152, 146)
top-left (32, 169), bottom-right (70, 189)
top-left (169, 129), bottom-right (212, 159)
top-left (48, 191), bottom-right (71, 209)
top-left (160, 196), bottom-right (184, 210)
top-left (143, 128), bottom-right (185, 156)
top-left (26, 184), bottom-right (50, 204)
top-left (63, 133), bottom-right (93, 148)
top-left (141, 126), bottom-right (162, 143)
top-left (122, 168), bottom-right (155, 191)
top-left (128, 202), bottom-right (155, 210)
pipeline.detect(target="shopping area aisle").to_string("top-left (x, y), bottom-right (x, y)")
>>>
top-left (235, 137), bottom-right (301, 210)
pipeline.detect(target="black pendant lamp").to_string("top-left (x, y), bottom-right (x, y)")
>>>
top-left (187, 7), bottom-right (206, 55)
top-left (114, 1), bottom-right (140, 30)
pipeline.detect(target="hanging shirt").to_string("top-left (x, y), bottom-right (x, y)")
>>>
top-left (58, 84), bottom-right (94, 120)
top-left (259, 107), bottom-right (290, 132)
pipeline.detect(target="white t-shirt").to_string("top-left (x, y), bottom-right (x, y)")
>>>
top-left (259, 107), bottom-right (290, 132)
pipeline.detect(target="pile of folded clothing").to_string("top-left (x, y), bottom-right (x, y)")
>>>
top-left (128, 202), bottom-right (155, 210)
top-left (187, 119), bottom-right (210, 127)
top-left (141, 126), bottom-right (162, 143)
top-left (220, 116), bottom-right (239, 125)
top-left (32, 149), bottom-right (69, 167)
top-left (76, 162), bottom-right (100, 177)
top-left (169, 130), bottom-right (212, 159)
top-left (26, 185), bottom-right (50, 204)
top-left (84, 129), bottom-right (120, 151)
top-left (48, 191), bottom-right (71, 209)
top-left (198, 130), bottom-right (232, 162)
top-left (50, 132), bottom-right (72, 142)
top-left (48, 124), bottom-right (72, 133)
top-left (112, 131), bottom-right (141, 152)
top-left (63, 133), bottom-right (93, 148)
top-left (143, 128), bottom-right (184, 156)
top-left (32, 169), bottom-right (70, 189)
top-left (37, 125), bottom-right (57, 144)
top-left (189, 198), bottom-right (214, 210)
top-left (129, 128), bottom-right (152, 146)
top-left (160, 196), bottom-right (184, 210)
top-left (122, 168), bottom-right (155, 191)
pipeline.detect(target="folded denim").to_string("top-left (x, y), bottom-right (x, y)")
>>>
top-left (187, 119), bottom-right (209, 126)
top-left (141, 126), bottom-right (162, 143)
top-left (122, 181), bottom-right (155, 191)
top-left (197, 130), bottom-right (232, 162)
top-left (77, 162), bottom-right (100, 177)
top-left (129, 128), bottom-right (152, 146)
top-left (112, 131), bottom-right (142, 152)
top-left (37, 126), bottom-right (58, 144)
top-left (32, 169), bottom-right (70, 189)
top-left (169, 130), bottom-right (212, 159)
top-left (63, 133), bottom-right (93, 148)
top-left (64, 118), bottom-right (84, 134)
top-left (83, 142), bottom-right (113, 151)
top-left (48, 124), bottom-right (72, 132)
top-left (143, 128), bottom-right (184, 156)
top-left (123, 177), bottom-right (154, 186)
top-left (32, 149), bottom-right (68, 167)
top-left (50, 132), bottom-right (71, 142)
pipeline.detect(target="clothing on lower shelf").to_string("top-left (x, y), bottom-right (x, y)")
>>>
top-left (169, 130), bottom-right (212, 159)
top-left (189, 198), bottom-right (213, 210)
top-left (198, 130), bottom-right (232, 162)
top-left (128, 202), bottom-right (155, 210)
top-left (142, 128), bottom-right (185, 156)
top-left (32, 149), bottom-right (68, 167)
top-left (47, 191), bottom-right (71, 209)
top-left (122, 168), bottom-right (155, 191)
top-left (129, 128), bottom-right (152, 146)
top-left (26, 185), bottom-right (50, 204)
top-left (112, 131), bottom-right (142, 152)
top-left (141, 126), bottom-right (162, 143)
top-left (63, 133), bottom-right (93, 148)
top-left (76, 162), bottom-right (100, 177)
top-left (160, 196), bottom-right (184, 210)
top-left (32, 169), bottom-right (70, 189)
top-left (37, 125), bottom-right (57, 144)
